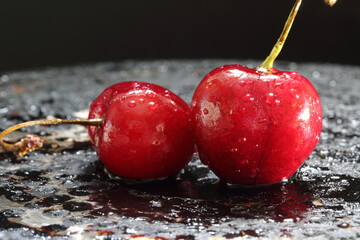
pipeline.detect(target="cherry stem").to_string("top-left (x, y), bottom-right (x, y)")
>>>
top-left (0, 118), bottom-right (103, 157)
top-left (324, 0), bottom-right (337, 7)
top-left (259, 0), bottom-right (302, 72)
top-left (258, 0), bottom-right (337, 73)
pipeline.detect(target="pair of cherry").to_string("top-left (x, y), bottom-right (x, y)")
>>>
top-left (0, 0), bottom-right (335, 186)
top-left (84, 63), bottom-right (321, 186)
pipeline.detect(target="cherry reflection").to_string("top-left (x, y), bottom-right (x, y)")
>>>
top-left (89, 171), bottom-right (313, 224)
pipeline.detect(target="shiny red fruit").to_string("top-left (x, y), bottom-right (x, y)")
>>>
top-left (88, 81), bottom-right (194, 180)
top-left (191, 65), bottom-right (322, 186)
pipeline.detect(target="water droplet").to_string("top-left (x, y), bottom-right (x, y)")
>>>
top-left (32, 187), bottom-right (57, 196)
top-left (153, 139), bottom-right (161, 146)
top-left (205, 82), bottom-right (213, 90)
top-left (63, 202), bottom-right (91, 212)
top-left (203, 108), bottom-right (209, 114)
top-left (145, 90), bottom-right (155, 98)
top-left (312, 71), bottom-right (321, 78)
top-left (266, 93), bottom-right (280, 106)
top-left (249, 168), bottom-right (257, 178)
top-left (231, 148), bottom-right (238, 153)
top-left (238, 137), bottom-right (247, 143)
top-left (266, 98), bottom-right (274, 106)
top-left (337, 223), bottom-right (352, 229)
top-left (239, 81), bottom-right (246, 87)
top-left (237, 106), bottom-right (246, 113)
top-left (43, 209), bottom-right (70, 218)
top-left (150, 200), bottom-right (163, 208)
top-left (0, 107), bottom-right (9, 114)
top-left (242, 94), bottom-right (255, 103)
top-left (258, 118), bottom-right (266, 123)
top-left (0, 209), bottom-right (25, 218)
top-left (156, 123), bottom-right (165, 132)
top-left (30, 105), bottom-right (37, 111)
top-left (274, 82), bottom-right (284, 89)
top-left (108, 131), bottom-right (115, 140)
top-left (128, 100), bottom-right (137, 107)
top-left (138, 98), bottom-right (145, 104)
top-left (148, 102), bottom-right (158, 111)
top-left (240, 159), bottom-right (249, 164)
top-left (1, 75), bottom-right (9, 83)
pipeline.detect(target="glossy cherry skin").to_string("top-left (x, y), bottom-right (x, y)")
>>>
top-left (88, 81), bottom-right (194, 180)
top-left (191, 65), bottom-right (322, 186)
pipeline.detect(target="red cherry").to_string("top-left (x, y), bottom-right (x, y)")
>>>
top-left (191, 0), bottom-right (334, 185)
top-left (87, 81), bottom-right (194, 180)
top-left (191, 65), bottom-right (322, 185)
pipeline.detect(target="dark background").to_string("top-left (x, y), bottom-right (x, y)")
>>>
top-left (0, 0), bottom-right (358, 73)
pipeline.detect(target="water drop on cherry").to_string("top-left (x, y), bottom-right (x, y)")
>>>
top-left (127, 100), bottom-right (137, 108)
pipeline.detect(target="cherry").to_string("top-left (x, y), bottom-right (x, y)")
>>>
top-left (0, 81), bottom-right (194, 180)
top-left (192, 65), bottom-right (322, 185)
top-left (191, 0), bottom-right (336, 186)
top-left (87, 81), bottom-right (194, 179)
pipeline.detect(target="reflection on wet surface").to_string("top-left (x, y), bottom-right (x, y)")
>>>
top-left (91, 166), bottom-right (313, 224)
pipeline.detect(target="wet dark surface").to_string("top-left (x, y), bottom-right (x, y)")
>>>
top-left (1, 60), bottom-right (360, 239)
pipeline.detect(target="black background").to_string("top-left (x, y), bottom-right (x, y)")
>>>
top-left (0, 0), bottom-right (358, 72)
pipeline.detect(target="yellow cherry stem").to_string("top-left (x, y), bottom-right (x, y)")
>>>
top-left (0, 118), bottom-right (103, 157)
top-left (258, 0), bottom-right (337, 73)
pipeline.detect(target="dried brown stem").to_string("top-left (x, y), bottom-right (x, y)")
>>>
top-left (0, 118), bottom-right (103, 157)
